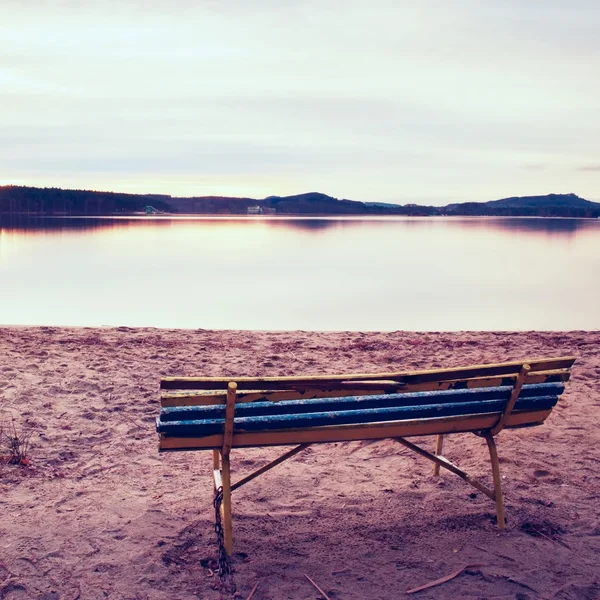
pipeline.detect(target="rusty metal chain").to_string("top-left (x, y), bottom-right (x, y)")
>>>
top-left (213, 486), bottom-right (236, 596)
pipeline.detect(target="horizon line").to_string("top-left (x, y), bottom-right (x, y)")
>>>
top-left (0, 183), bottom-right (594, 207)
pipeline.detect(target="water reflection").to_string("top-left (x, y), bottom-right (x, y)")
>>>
top-left (265, 218), bottom-right (340, 231)
top-left (1, 215), bottom-right (598, 330)
top-left (1, 214), bottom-right (598, 237)
top-left (441, 217), bottom-right (596, 236)
top-left (0, 215), bottom-right (162, 231)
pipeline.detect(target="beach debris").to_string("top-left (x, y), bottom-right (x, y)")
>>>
top-left (245, 580), bottom-right (260, 600)
top-left (520, 521), bottom-right (571, 549)
top-left (504, 576), bottom-right (538, 593)
top-left (304, 574), bottom-right (333, 600)
top-left (0, 418), bottom-right (32, 466)
top-left (406, 564), bottom-right (484, 595)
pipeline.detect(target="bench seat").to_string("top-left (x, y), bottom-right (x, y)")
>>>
top-left (157, 382), bottom-right (562, 440)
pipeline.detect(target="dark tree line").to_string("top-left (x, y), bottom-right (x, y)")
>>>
top-left (444, 203), bottom-right (600, 218)
top-left (1, 186), bottom-right (598, 218)
top-left (0, 186), bottom-right (172, 215)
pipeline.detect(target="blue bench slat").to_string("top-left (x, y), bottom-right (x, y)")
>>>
top-left (157, 395), bottom-right (559, 438)
top-left (159, 383), bottom-right (564, 423)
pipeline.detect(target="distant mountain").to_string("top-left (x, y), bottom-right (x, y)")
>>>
top-left (263, 192), bottom-right (395, 215)
top-left (486, 193), bottom-right (597, 209)
top-left (445, 193), bottom-right (600, 218)
top-left (1, 186), bottom-right (599, 218)
top-left (364, 201), bottom-right (404, 208)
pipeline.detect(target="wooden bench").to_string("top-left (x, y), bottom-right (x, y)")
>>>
top-left (156, 356), bottom-right (575, 556)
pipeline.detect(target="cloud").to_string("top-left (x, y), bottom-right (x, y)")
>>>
top-left (521, 164), bottom-right (548, 171)
top-left (576, 165), bottom-right (600, 172)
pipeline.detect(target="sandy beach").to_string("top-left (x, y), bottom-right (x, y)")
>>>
top-left (1, 327), bottom-right (599, 600)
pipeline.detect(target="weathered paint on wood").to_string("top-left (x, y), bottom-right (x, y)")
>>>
top-left (158, 408), bottom-right (553, 451)
top-left (222, 382), bottom-right (236, 457)
top-left (159, 383), bottom-right (564, 423)
top-left (159, 356), bottom-right (575, 390)
top-left (213, 467), bottom-right (222, 490)
top-left (485, 434), bottom-right (505, 528)
top-left (433, 434), bottom-right (444, 476)
top-left (160, 369), bottom-right (571, 407)
top-left (489, 364), bottom-right (531, 435)
top-left (157, 395), bottom-right (558, 437)
top-left (221, 454), bottom-right (233, 554)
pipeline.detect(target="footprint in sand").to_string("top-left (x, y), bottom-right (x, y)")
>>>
top-left (534, 469), bottom-right (550, 477)
top-left (0, 581), bottom-right (30, 600)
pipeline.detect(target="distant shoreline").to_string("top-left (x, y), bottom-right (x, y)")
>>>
top-left (2, 186), bottom-right (600, 219)
top-left (1, 212), bottom-right (600, 220)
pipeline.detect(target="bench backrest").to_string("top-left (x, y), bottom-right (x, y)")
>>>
top-left (157, 356), bottom-right (574, 451)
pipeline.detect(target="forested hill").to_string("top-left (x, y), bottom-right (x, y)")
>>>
top-left (0, 187), bottom-right (430, 216)
top-left (0, 186), bottom-right (174, 215)
top-left (1, 186), bottom-right (599, 218)
top-left (445, 193), bottom-right (600, 217)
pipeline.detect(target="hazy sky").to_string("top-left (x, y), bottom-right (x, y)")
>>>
top-left (2, 0), bottom-right (599, 204)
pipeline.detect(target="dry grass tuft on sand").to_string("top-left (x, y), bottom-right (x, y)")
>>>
top-left (0, 418), bottom-right (33, 467)
top-left (1, 327), bottom-right (599, 599)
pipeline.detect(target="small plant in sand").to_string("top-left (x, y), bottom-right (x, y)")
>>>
top-left (0, 418), bottom-right (33, 466)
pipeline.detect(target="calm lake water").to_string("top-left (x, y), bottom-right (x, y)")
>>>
top-left (1, 216), bottom-right (599, 331)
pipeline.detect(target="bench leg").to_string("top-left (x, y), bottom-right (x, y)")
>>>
top-left (433, 434), bottom-right (444, 476)
top-left (212, 449), bottom-right (220, 476)
top-left (221, 454), bottom-right (233, 555)
top-left (485, 434), bottom-right (505, 529)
